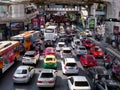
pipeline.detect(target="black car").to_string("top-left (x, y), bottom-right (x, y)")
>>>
top-left (95, 79), bottom-right (120, 90)
top-left (87, 66), bottom-right (111, 82)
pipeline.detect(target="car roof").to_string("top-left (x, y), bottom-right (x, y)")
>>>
top-left (46, 47), bottom-right (54, 50)
top-left (62, 47), bottom-right (71, 50)
top-left (65, 58), bottom-right (76, 63)
top-left (17, 65), bottom-right (29, 69)
top-left (41, 69), bottom-right (54, 73)
top-left (25, 51), bottom-right (36, 55)
top-left (72, 76), bottom-right (88, 81)
top-left (58, 42), bottom-right (65, 44)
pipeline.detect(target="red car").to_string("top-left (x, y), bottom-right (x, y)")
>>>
top-left (80, 54), bottom-right (97, 67)
top-left (90, 46), bottom-right (104, 58)
top-left (43, 47), bottom-right (56, 56)
top-left (82, 39), bottom-right (94, 48)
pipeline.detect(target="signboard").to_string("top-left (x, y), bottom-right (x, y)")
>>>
top-left (10, 22), bottom-right (24, 31)
top-left (31, 18), bottom-right (40, 30)
top-left (87, 17), bottom-right (97, 29)
top-left (113, 26), bottom-right (119, 35)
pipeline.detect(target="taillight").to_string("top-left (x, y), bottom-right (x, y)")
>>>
top-left (64, 66), bottom-right (66, 69)
top-left (49, 80), bottom-right (54, 83)
top-left (37, 80), bottom-right (42, 83)
top-left (13, 76), bottom-right (17, 78)
top-left (76, 66), bottom-right (79, 69)
top-left (23, 76), bottom-right (28, 78)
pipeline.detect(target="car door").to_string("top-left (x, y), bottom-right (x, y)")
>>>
top-left (68, 77), bottom-right (74, 90)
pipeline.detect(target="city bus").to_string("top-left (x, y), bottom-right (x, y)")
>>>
top-left (10, 30), bottom-right (40, 53)
top-left (0, 41), bottom-right (20, 74)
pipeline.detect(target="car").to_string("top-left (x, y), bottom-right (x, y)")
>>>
top-left (111, 60), bottom-right (120, 80)
top-left (60, 47), bottom-right (74, 58)
top-left (44, 40), bottom-right (54, 48)
top-left (22, 51), bottom-right (39, 65)
top-left (56, 42), bottom-right (66, 52)
top-left (90, 46), bottom-right (104, 58)
top-left (43, 55), bottom-right (57, 69)
top-left (71, 39), bottom-right (82, 49)
top-left (37, 69), bottom-right (57, 87)
top-left (13, 65), bottom-right (35, 83)
top-left (87, 66), bottom-right (111, 82)
top-left (61, 58), bottom-right (79, 74)
top-left (67, 76), bottom-right (91, 90)
top-left (80, 54), bottom-right (97, 67)
top-left (85, 30), bottom-right (92, 37)
top-left (82, 39), bottom-right (94, 48)
top-left (74, 45), bottom-right (87, 56)
top-left (43, 47), bottom-right (56, 56)
top-left (95, 79), bottom-right (120, 90)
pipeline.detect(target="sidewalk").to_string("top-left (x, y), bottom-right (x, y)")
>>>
top-left (90, 37), bottom-right (120, 59)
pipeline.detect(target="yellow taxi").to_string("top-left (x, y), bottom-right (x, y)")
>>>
top-left (43, 55), bottom-right (57, 69)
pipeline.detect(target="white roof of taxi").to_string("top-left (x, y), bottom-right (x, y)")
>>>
top-left (58, 42), bottom-right (65, 44)
top-left (17, 65), bottom-right (29, 69)
top-left (62, 47), bottom-right (71, 50)
top-left (46, 25), bottom-right (57, 29)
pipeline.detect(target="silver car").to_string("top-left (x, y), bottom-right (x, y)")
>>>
top-left (37, 69), bottom-right (57, 87)
top-left (56, 42), bottom-right (66, 52)
top-left (13, 65), bottom-right (35, 83)
top-left (74, 46), bottom-right (87, 56)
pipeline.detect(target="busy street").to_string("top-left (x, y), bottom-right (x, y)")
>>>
top-left (0, 0), bottom-right (120, 90)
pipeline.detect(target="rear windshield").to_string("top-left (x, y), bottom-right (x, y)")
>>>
top-left (79, 47), bottom-right (85, 50)
top-left (63, 50), bottom-right (71, 53)
top-left (66, 63), bottom-right (76, 66)
top-left (47, 49), bottom-right (55, 52)
top-left (45, 29), bottom-right (54, 33)
top-left (16, 69), bottom-right (27, 74)
top-left (46, 58), bottom-right (55, 61)
top-left (24, 54), bottom-right (34, 57)
top-left (41, 73), bottom-right (53, 78)
top-left (75, 41), bottom-right (80, 45)
top-left (87, 56), bottom-right (94, 60)
top-left (75, 81), bottom-right (89, 86)
top-left (59, 44), bottom-right (64, 47)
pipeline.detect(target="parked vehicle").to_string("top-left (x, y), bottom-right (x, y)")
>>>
top-left (22, 51), bottom-right (39, 65)
top-left (67, 76), bottom-right (91, 90)
top-left (56, 42), bottom-right (66, 52)
top-left (13, 65), bottom-right (35, 83)
top-left (61, 58), bottom-right (79, 74)
top-left (60, 47), bottom-right (74, 58)
top-left (87, 66), bottom-right (111, 82)
top-left (43, 47), bottom-right (56, 56)
top-left (74, 46), bottom-right (87, 56)
top-left (80, 54), bottom-right (97, 67)
top-left (37, 69), bottom-right (57, 87)
top-left (90, 46), bottom-right (104, 58)
top-left (43, 55), bottom-right (57, 69)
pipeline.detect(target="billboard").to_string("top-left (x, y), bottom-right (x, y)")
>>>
top-left (10, 22), bottom-right (24, 30)
top-left (87, 17), bottom-right (97, 29)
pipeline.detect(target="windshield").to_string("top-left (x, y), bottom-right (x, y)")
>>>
top-left (16, 69), bottom-right (27, 74)
top-left (63, 50), bottom-right (71, 53)
top-left (46, 58), bottom-right (55, 61)
top-left (75, 81), bottom-right (89, 86)
top-left (79, 47), bottom-right (85, 50)
top-left (47, 49), bottom-right (55, 52)
top-left (45, 29), bottom-right (54, 33)
top-left (24, 54), bottom-right (34, 57)
top-left (75, 41), bottom-right (80, 45)
top-left (41, 73), bottom-right (53, 78)
top-left (66, 63), bottom-right (76, 66)
top-left (87, 56), bottom-right (94, 60)
top-left (59, 44), bottom-right (64, 47)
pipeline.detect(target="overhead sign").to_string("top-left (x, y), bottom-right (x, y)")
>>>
top-left (87, 17), bottom-right (97, 29)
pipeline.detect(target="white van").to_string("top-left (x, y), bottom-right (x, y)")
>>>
top-left (44, 25), bottom-right (58, 41)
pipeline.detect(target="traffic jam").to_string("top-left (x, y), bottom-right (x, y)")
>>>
top-left (0, 18), bottom-right (120, 90)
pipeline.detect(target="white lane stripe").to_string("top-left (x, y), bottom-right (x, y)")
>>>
top-left (106, 48), bottom-right (120, 58)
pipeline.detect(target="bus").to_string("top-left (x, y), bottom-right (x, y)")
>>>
top-left (44, 25), bottom-right (58, 41)
top-left (11, 30), bottom-right (40, 53)
top-left (0, 41), bottom-right (20, 74)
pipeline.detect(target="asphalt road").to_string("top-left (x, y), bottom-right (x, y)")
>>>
top-left (0, 51), bottom-right (97, 90)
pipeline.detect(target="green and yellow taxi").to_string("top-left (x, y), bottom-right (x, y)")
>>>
top-left (43, 55), bottom-right (57, 69)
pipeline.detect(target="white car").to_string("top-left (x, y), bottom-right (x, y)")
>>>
top-left (61, 58), bottom-right (79, 74)
top-left (71, 39), bottom-right (82, 49)
top-left (60, 47), bottom-right (74, 58)
top-left (22, 51), bottom-right (39, 65)
top-left (74, 46), bottom-right (87, 56)
top-left (85, 30), bottom-right (92, 37)
top-left (13, 65), bottom-right (35, 83)
top-left (37, 69), bottom-right (57, 87)
top-left (56, 42), bottom-right (66, 52)
top-left (67, 76), bottom-right (91, 90)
